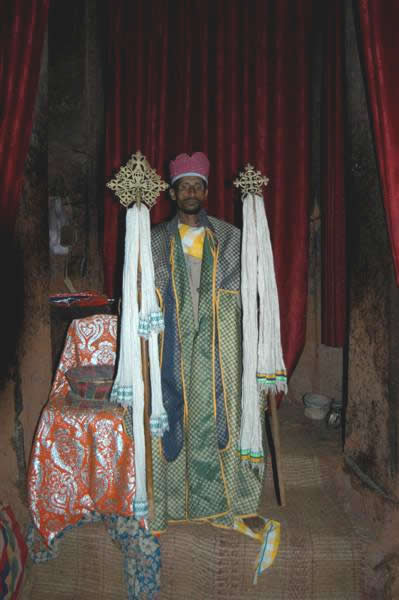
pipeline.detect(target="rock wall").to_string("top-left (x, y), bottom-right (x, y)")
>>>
top-left (48, 0), bottom-right (104, 295)
top-left (343, 2), bottom-right (399, 597)
top-left (0, 37), bottom-right (50, 528)
top-left (0, 0), bottom-right (106, 532)
top-left (344, 0), bottom-right (399, 512)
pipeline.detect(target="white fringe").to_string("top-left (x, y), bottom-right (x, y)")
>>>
top-left (110, 204), bottom-right (168, 520)
top-left (240, 195), bottom-right (263, 463)
top-left (138, 206), bottom-right (168, 437)
top-left (240, 192), bottom-right (287, 466)
top-left (254, 194), bottom-right (287, 396)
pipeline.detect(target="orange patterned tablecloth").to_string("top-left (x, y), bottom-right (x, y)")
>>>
top-left (28, 315), bottom-right (136, 545)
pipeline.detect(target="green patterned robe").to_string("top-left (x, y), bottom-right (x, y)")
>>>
top-left (150, 211), bottom-right (265, 533)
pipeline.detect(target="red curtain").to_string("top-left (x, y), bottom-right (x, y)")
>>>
top-left (356, 0), bottom-right (399, 286)
top-left (321, 0), bottom-right (346, 347)
top-left (0, 0), bottom-right (48, 383)
top-left (0, 0), bottom-right (49, 233)
top-left (104, 0), bottom-right (313, 376)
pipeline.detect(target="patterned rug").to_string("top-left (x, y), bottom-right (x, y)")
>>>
top-left (22, 404), bottom-right (364, 600)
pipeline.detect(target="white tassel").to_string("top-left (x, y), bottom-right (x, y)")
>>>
top-left (111, 206), bottom-right (140, 407)
top-left (137, 205), bottom-right (168, 437)
top-left (254, 194), bottom-right (287, 395)
top-left (240, 195), bottom-right (263, 464)
top-left (110, 205), bottom-right (148, 519)
top-left (138, 206), bottom-right (164, 338)
top-left (148, 335), bottom-right (168, 435)
top-left (239, 192), bottom-right (287, 467)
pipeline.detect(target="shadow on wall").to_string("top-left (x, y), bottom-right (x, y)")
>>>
top-left (0, 230), bottom-right (25, 391)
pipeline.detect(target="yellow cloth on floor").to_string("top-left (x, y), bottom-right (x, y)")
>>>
top-left (233, 517), bottom-right (281, 583)
top-left (178, 224), bottom-right (205, 260)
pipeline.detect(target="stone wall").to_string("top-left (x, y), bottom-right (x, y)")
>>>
top-left (48, 0), bottom-right (104, 296)
top-left (0, 37), bottom-right (50, 528)
top-left (0, 0), bottom-right (106, 532)
top-left (47, 0), bottom-right (106, 372)
top-left (343, 3), bottom-right (399, 597)
top-left (344, 0), bottom-right (399, 511)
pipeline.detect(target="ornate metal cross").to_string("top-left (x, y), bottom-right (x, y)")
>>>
top-left (107, 151), bottom-right (169, 209)
top-left (233, 163), bottom-right (269, 197)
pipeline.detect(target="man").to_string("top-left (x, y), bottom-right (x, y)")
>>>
top-left (150, 152), bottom-right (265, 533)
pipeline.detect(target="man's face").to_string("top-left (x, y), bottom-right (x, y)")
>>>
top-left (170, 176), bottom-right (208, 215)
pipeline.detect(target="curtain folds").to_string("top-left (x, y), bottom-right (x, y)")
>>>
top-left (0, 0), bottom-right (48, 384)
top-left (321, 0), bottom-right (346, 347)
top-left (0, 0), bottom-right (49, 233)
top-left (104, 0), bottom-right (313, 376)
top-left (356, 0), bottom-right (399, 285)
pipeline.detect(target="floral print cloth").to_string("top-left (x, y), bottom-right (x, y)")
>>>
top-left (28, 315), bottom-right (136, 545)
top-left (27, 315), bottom-right (161, 598)
top-left (0, 504), bottom-right (27, 600)
top-left (27, 513), bottom-right (161, 599)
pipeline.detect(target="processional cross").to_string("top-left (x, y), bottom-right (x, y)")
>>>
top-left (233, 162), bottom-right (286, 507)
top-left (107, 151), bottom-right (169, 522)
top-left (107, 150), bottom-right (169, 209)
top-left (233, 163), bottom-right (269, 196)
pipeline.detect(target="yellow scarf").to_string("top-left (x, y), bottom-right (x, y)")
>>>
top-left (178, 224), bottom-right (205, 260)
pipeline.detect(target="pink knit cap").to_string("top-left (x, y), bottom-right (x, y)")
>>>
top-left (169, 152), bottom-right (210, 185)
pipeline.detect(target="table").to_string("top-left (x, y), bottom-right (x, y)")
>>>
top-left (28, 314), bottom-right (136, 545)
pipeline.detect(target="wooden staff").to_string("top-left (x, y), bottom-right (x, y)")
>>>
top-left (233, 164), bottom-right (287, 509)
top-left (141, 336), bottom-right (154, 519)
top-left (268, 393), bottom-right (286, 507)
top-left (138, 265), bottom-right (154, 521)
